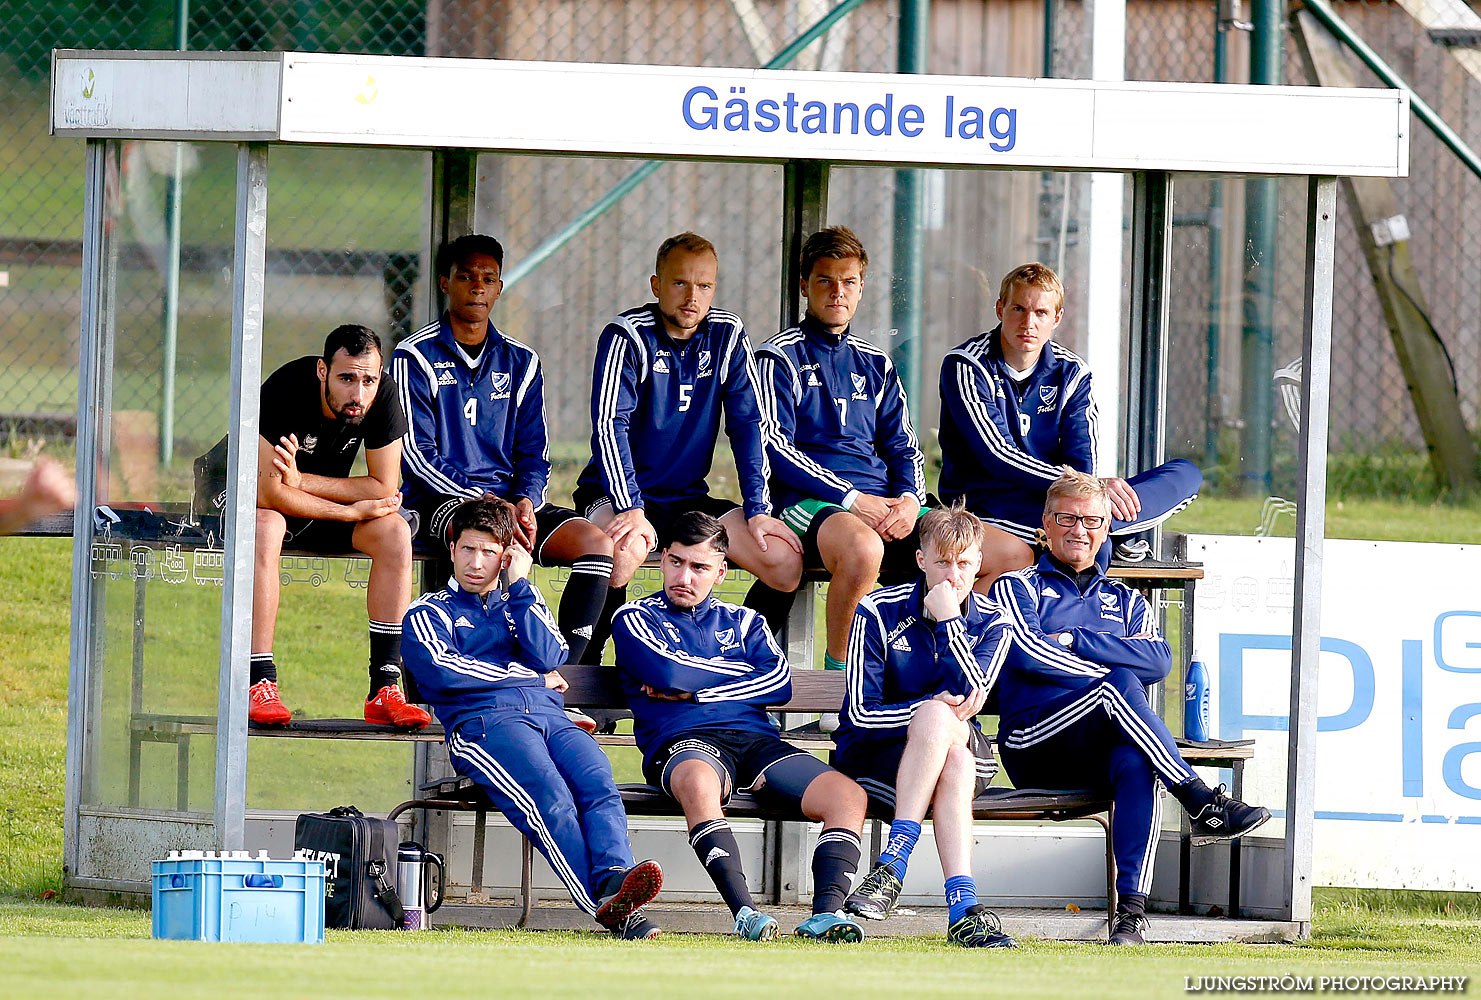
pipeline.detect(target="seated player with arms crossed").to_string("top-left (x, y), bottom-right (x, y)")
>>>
top-left (991, 470), bottom-right (1271, 945)
top-left (401, 500), bottom-right (664, 939)
top-left (393, 235), bottom-right (617, 671)
top-left (611, 511), bottom-right (868, 943)
top-left (754, 226), bottom-right (931, 681)
top-left (574, 232), bottom-right (802, 658)
top-left (938, 262), bottom-right (1201, 583)
top-left (195, 324), bottom-right (425, 729)
top-left (834, 504), bottom-right (1018, 949)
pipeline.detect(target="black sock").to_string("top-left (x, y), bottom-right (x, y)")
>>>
top-left (560, 555), bottom-right (614, 664)
top-left (743, 580), bottom-right (797, 640)
top-left (250, 653), bottom-right (276, 685)
top-left (583, 585), bottom-right (628, 666)
top-left (368, 620), bottom-right (403, 697)
top-left (811, 828), bottom-right (863, 915)
top-left (1117, 892), bottom-right (1148, 916)
top-left (689, 819), bottom-right (754, 916)
top-left (1172, 776), bottom-right (1216, 813)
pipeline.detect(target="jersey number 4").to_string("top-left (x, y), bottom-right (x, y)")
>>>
top-left (464, 398), bottom-right (477, 426)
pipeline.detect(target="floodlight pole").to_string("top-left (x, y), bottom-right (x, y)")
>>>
top-left (1285, 177), bottom-right (1336, 935)
top-left (889, 0), bottom-right (929, 420)
top-left (159, 0), bottom-right (190, 465)
top-left (1239, 0), bottom-right (1282, 495)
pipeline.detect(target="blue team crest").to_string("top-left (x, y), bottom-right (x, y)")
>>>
top-left (489, 372), bottom-right (511, 399)
top-left (715, 627), bottom-right (738, 649)
top-left (1040, 385), bottom-right (1059, 406)
top-left (697, 350), bottom-right (713, 377)
top-left (851, 373), bottom-right (867, 395)
top-left (1100, 593), bottom-right (1117, 608)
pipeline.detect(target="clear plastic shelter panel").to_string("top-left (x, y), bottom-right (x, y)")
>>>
top-left (245, 143), bottom-right (429, 813)
top-left (80, 138), bottom-right (238, 818)
top-left (1167, 173), bottom-right (1316, 845)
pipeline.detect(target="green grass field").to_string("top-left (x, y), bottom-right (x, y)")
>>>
top-left (1, 896), bottom-right (1478, 1000)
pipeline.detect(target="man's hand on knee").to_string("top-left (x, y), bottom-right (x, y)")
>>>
top-left (350, 494), bottom-right (402, 521)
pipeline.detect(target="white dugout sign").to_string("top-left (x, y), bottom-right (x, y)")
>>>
top-left (53, 51), bottom-right (1408, 177)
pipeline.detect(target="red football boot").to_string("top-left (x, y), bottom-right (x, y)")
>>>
top-left (248, 679), bottom-right (292, 726)
top-left (365, 684), bottom-right (432, 729)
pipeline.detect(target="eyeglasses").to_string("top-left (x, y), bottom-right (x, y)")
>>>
top-left (1049, 512), bottom-right (1107, 529)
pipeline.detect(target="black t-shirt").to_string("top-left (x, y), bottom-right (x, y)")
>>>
top-left (193, 355), bottom-right (406, 511)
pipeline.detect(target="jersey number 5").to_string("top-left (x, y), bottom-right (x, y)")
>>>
top-left (678, 384), bottom-right (694, 412)
top-left (464, 398), bottom-right (477, 426)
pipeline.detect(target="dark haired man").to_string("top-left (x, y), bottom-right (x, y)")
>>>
top-left (754, 226), bottom-right (927, 685)
top-left (195, 324), bottom-right (424, 729)
top-left (611, 511), bottom-right (867, 943)
top-left (394, 235), bottom-right (616, 688)
top-left (401, 499), bottom-right (664, 939)
top-left (574, 232), bottom-right (802, 661)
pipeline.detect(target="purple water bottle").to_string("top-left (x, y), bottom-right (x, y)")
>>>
top-left (1184, 653), bottom-right (1211, 742)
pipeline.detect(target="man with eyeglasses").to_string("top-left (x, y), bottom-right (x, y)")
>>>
top-left (991, 470), bottom-right (1271, 946)
top-left (937, 262), bottom-right (1202, 584)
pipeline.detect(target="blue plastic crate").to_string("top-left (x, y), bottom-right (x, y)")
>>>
top-left (152, 853), bottom-right (326, 943)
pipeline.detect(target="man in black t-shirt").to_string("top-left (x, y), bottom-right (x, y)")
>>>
top-left (197, 325), bottom-right (427, 728)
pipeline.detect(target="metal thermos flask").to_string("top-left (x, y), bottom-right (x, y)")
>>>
top-left (396, 842), bottom-right (444, 930)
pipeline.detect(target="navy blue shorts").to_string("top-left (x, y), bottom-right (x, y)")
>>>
top-left (407, 493), bottom-right (584, 564)
top-left (835, 725), bottom-right (997, 816)
top-left (646, 728), bottom-right (833, 808)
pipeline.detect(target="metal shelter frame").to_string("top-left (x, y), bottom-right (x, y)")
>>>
top-left (52, 48), bottom-right (1407, 935)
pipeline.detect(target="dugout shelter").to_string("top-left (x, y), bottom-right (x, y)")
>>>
top-left (50, 47), bottom-right (1406, 937)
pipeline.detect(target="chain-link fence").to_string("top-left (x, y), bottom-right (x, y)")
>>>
top-left (3, 0), bottom-right (1478, 504)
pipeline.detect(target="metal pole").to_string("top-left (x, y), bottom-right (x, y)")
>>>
top-left (159, 0), bottom-right (189, 465)
top-left (216, 143), bottom-right (269, 851)
top-left (890, 0), bottom-right (929, 420)
top-left (502, 0), bottom-right (872, 290)
top-left (1285, 177), bottom-right (1336, 936)
top-left (65, 139), bottom-right (110, 881)
top-left (1239, 0), bottom-right (1281, 495)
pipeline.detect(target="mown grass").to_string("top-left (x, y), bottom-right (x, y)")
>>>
top-left (0, 895), bottom-right (1477, 1000)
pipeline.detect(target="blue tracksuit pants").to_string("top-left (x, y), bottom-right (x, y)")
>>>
top-left (446, 689), bottom-right (632, 914)
top-left (998, 667), bottom-right (1196, 897)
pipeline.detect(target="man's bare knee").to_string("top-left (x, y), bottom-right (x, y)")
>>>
top-left (669, 760), bottom-right (723, 810)
top-left (255, 509), bottom-right (286, 557)
top-left (821, 517), bottom-right (883, 580)
top-left (356, 513), bottom-right (412, 562)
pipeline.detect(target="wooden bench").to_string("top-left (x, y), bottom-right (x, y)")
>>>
top-left (387, 663), bottom-right (1253, 929)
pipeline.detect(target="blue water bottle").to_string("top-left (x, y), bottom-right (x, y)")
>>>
top-left (1184, 653), bottom-right (1211, 742)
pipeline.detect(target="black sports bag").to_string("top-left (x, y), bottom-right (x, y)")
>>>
top-left (294, 805), bottom-right (404, 929)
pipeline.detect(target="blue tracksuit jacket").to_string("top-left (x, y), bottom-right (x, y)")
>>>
top-left (938, 328), bottom-right (1099, 528)
top-left (610, 591), bottom-right (791, 764)
top-left (989, 553), bottom-right (1171, 730)
top-left (401, 576), bottom-right (569, 736)
top-left (392, 317), bottom-right (550, 507)
top-left (576, 304), bottom-right (773, 517)
top-left (834, 578), bottom-right (1012, 757)
top-left (755, 315), bottom-right (925, 512)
